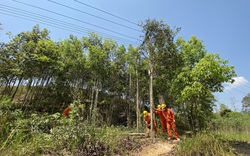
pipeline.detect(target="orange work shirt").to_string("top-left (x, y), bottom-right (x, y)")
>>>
top-left (154, 109), bottom-right (166, 122)
top-left (62, 107), bottom-right (71, 117)
top-left (162, 108), bottom-right (175, 122)
top-left (144, 113), bottom-right (151, 124)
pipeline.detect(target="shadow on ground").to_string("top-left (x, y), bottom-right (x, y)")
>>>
top-left (230, 140), bottom-right (250, 156)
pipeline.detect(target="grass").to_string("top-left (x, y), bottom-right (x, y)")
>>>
top-left (1, 95), bottom-right (250, 155)
top-left (175, 112), bottom-right (250, 156)
top-left (0, 99), bottom-right (142, 156)
top-left (176, 132), bottom-right (235, 156)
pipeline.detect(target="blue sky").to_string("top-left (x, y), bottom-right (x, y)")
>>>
top-left (1, 0), bottom-right (250, 111)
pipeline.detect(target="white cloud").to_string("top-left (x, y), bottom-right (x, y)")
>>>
top-left (224, 76), bottom-right (249, 91)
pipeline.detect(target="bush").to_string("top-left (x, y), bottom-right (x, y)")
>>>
top-left (0, 100), bottom-right (137, 155)
top-left (210, 112), bottom-right (250, 133)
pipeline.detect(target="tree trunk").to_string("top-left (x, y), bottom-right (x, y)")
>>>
top-left (11, 77), bottom-right (22, 101)
top-left (148, 61), bottom-right (155, 142)
top-left (89, 78), bottom-right (96, 118)
top-left (23, 78), bottom-right (33, 105)
top-left (9, 77), bottom-right (17, 96)
top-left (136, 66), bottom-right (140, 132)
top-left (93, 82), bottom-right (99, 110)
top-left (189, 102), bottom-right (196, 134)
top-left (1, 76), bottom-right (12, 98)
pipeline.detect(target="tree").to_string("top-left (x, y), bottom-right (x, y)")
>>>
top-left (140, 19), bottom-right (180, 140)
top-left (1, 25), bottom-right (51, 104)
top-left (57, 34), bottom-right (88, 106)
top-left (172, 36), bottom-right (236, 131)
top-left (219, 103), bottom-right (232, 117)
top-left (82, 33), bottom-right (116, 123)
top-left (127, 45), bottom-right (143, 131)
top-left (242, 93), bottom-right (250, 113)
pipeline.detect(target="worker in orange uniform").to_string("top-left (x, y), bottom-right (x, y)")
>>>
top-left (62, 106), bottom-right (71, 118)
top-left (143, 110), bottom-right (158, 136)
top-left (161, 104), bottom-right (180, 141)
top-left (154, 105), bottom-right (166, 135)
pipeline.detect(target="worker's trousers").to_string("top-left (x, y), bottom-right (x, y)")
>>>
top-left (166, 121), bottom-right (178, 139)
top-left (146, 120), bottom-right (158, 134)
top-left (160, 120), bottom-right (166, 135)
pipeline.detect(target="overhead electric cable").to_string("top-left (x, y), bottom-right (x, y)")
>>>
top-left (227, 87), bottom-right (248, 96)
top-left (0, 10), bottom-right (136, 46)
top-left (73, 0), bottom-right (139, 26)
top-left (0, 4), bottom-right (138, 45)
top-left (47, 0), bottom-right (141, 32)
top-left (13, 0), bottom-right (140, 41)
top-left (240, 84), bottom-right (250, 91)
top-left (0, 11), bottom-right (89, 36)
top-left (235, 87), bottom-right (249, 94)
top-left (0, 11), bottom-right (132, 46)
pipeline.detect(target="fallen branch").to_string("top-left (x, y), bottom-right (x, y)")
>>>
top-left (129, 133), bottom-right (146, 136)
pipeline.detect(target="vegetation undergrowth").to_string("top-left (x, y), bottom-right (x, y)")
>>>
top-left (175, 112), bottom-right (250, 156)
top-left (176, 132), bottom-right (235, 156)
top-left (0, 98), bottom-right (142, 156)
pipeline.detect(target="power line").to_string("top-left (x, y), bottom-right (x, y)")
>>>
top-left (13, 0), bottom-right (141, 41)
top-left (234, 87), bottom-right (249, 95)
top-left (73, 0), bottom-right (139, 26)
top-left (0, 11), bottom-right (82, 35)
top-left (240, 83), bottom-right (250, 91)
top-left (47, 0), bottom-right (141, 32)
top-left (0, 12), bottom-right (133, 47)
top-left (0, 4), bottom-right (138, 46)
top-left (0, 12), bottom-right (132, 47)
top-left (0, 10), bottom-right (136, 46)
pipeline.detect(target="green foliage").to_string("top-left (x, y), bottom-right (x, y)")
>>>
top-left (177, 132), bottom-right (235, 156)
top-left (0, 20), bottom-right (241, 154)
top-left (0, 96), bottom-right (23, 144)
top-left (0, 99), bottom-right (136, 155)
top-left (210, 111), bottom-right (250, 134)
top-left (220, 109), bottom-right (232, 117)
top-left (242, 93), bottom-right (250, 113)
top-left (172, 36), bottom-right (236, 132)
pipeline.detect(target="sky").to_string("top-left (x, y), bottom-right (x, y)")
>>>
top-left (1, 0), bottom-right (250, 111)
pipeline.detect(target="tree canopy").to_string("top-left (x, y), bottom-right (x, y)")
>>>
top-left (0, 20), bottom-right (236, 132)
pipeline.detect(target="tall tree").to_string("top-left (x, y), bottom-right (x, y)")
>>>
top-left (82, 33), bottom-right (116, 122)
top-left (140, 19), bottom-right (180, 140)
top-left (242, 93), bottom-right (250, 113)
top-left (2, 25), bottom-right (50, 104)
top-left (57, 34), bottom-right (88, 106)
top-left (127, 45), bottom-right (143, 131)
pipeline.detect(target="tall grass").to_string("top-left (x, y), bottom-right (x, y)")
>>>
top-left (176, 132), bottom-right (235, 156)
top-left (176, 112), bottom-right (250, 156)
top-left (210, 112), bottom-right (250, 143)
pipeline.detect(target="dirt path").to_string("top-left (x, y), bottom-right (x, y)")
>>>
top-left (130, 139), bottom-right (178, 156)
top-left (129, 138), bottom-right (250, 156)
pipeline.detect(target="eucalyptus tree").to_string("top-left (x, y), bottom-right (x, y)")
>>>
top-left (30, 39), bottom-right (62, 108)
top-left (126, 45), bottom-right (142, 129)
top-left (104, 45), bottom-right (129, 125)
top-left (82, 33), bottom-right (116, 122)
top-left (172, 36), bottom-right (236, 131)
top-left (0, 42), bottom-right (17, 97)
top-left (140, 19), bottom-right (180, 140)
top-left (2, 25), bottom-right (50, 104)
top-left (57, 35), bottom-right (88, 106)
top-left (242, 93), bottom-right (250, 113)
